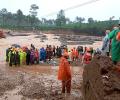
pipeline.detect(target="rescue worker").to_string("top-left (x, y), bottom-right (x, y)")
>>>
top-left (8, 48), bottom-right (14, 66)
top-left (6, 47), bottom-right (11, 62)
top-left (48, 45), bottom-right (53, 61)
top-left (68, 50), bottom-right (72, 64)
top-left (46, 45), bottom-right (49, 60)
top-left (22, 51), bottom-right (26, 65)
top-left (53, 45), bottom-right (56, 57)
top-left (14, 50), bottom-right (20, 66)
top-left (90, 47), bottom-right (94, 55)
top-left (108, 24), bottom-right (120, 65)
top-left (58, 52), bottom-right (72, 94)
top-left (101, 30), bottom-right (110, 56)
top-left (75, 48), bottom-right (79, 61)
top-left (82, 47), bottom-right (92, 65)
top-left (31, 44), bottom-right (35, 50)
top-left (19, 49), bottom-right (24, 65)
top-left (56, 46), bottom-right (59, 58)
top-left (58, 46), bottom-right (62, 58)
top-left (71, 48), bottom-right (76, 61)
top-left (26, 48), bottom-right (31, 65)
top-left (40, 47), bottom-right (46, 62)
top-left (77, 46), bottom-right (83, 55)
top-left (78, 46), bottom-right (84, 62)
top-left (30, 49), bottom-right (35, 64)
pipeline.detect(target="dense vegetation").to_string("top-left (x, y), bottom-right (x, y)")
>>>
top-left (0, 7), bottom-right (119, 36)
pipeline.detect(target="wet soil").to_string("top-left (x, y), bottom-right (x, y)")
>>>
top-left (0, 62), bottom-right (83, 100)
top-left (83, 56), bottom-right (120, 100)
top-left (0, 31), bottom-right (103, 100)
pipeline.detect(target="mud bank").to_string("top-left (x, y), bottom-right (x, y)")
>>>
top-left (83, 56), bottom-right (120, 100)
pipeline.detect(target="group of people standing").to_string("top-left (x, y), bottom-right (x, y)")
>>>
top-left (6, 43), bottom-right (96, 67)
top-left (6, 44), bottom-right (60, 66)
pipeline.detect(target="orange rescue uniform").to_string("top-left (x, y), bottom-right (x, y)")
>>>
top-left (58, 57), bottom-right (71, 80)
top-left (58, 56), bottom-right (71, 93)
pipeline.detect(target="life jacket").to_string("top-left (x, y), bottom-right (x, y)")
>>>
top-left (83, 52), bottom-right (92, 64)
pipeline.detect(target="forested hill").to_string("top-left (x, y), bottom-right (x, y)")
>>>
top-left (0, 8), bottom-right (119, 36)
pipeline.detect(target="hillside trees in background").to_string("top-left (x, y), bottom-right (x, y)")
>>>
top-left (0, 8), bottom-right (119, 35)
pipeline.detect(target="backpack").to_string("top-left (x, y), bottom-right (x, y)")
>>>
top-left (116, 32), bottom-right (120, 41)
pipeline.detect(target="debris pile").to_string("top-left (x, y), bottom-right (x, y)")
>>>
top-left (83, 55), bottom-right (120, 100)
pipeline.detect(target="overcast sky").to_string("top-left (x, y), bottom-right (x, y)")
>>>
top-left (0, 0), bottom-right (120, 21)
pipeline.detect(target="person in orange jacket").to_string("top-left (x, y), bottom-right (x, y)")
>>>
top-left (71, 48), bottom-right (76, 61)
top-left (58, 52), bottom-right (72, 94)
top-left (82, 47), bottom-right (92, 65)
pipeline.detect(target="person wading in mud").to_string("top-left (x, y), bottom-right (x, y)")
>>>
top-left (58, 52), bottom-right (71, 94)
top-left (108, 23), bottom-right (120, 65)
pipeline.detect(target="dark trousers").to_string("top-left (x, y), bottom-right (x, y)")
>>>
top-left (26, 56), bottom-right (30, 65)
top-left (62, 80), bottom-right (71, 93)
top-left (106, 52), bottom-right (109, 57)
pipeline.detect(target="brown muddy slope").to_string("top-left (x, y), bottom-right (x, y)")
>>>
top-left (83, 56), bottom-right (120, 100)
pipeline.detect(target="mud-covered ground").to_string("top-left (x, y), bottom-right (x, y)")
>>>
top-left (83, 56), bottom-right (120, 100)
top-left (0, 31), bottom-right (102, 100)
top-left (0, 31), bottom-right (86, 100)
top-left (0, 62), bottom-right (83, 100)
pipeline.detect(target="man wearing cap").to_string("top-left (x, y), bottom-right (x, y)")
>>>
top-left (58, 52), bottom-right (72, 94)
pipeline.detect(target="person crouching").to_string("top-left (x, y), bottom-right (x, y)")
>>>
top-left (58, 52), bottom-right (72, 94)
